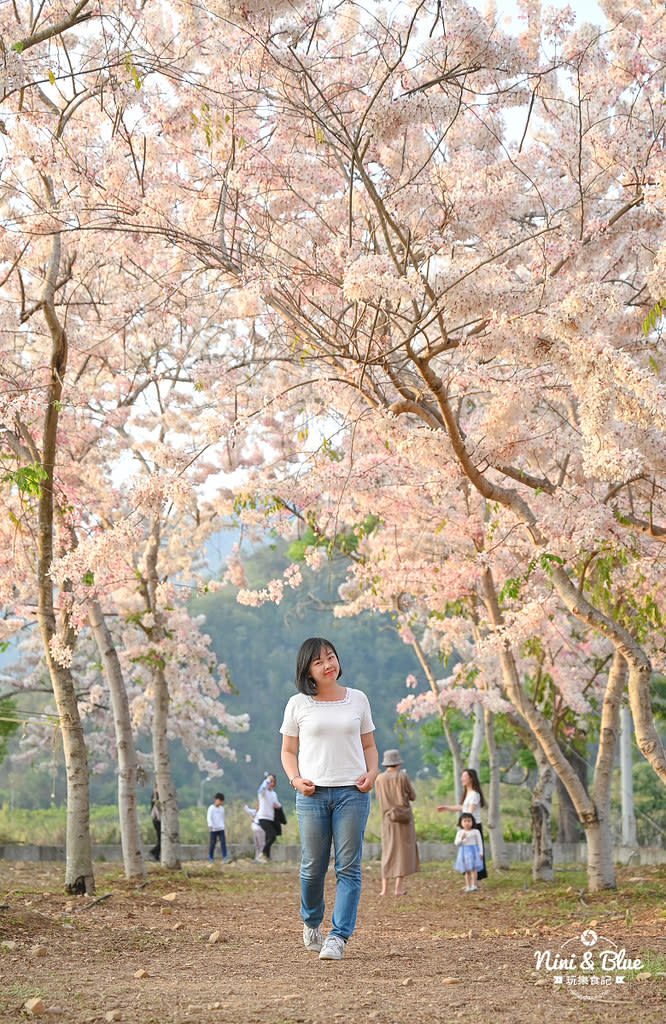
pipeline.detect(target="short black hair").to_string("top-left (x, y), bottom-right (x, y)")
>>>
top-left (295, 637), bottom-right (342, 695)
top-left (458, 811), bottom-right (474, 827)
top-left (214, 792), bottom-right (224, 801)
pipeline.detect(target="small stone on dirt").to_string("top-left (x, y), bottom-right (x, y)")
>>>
top-left (162, 892), bottom-right (178, 902)
top-left (134, 968), bottom-right (149, 979)
top-left (208, 930), bottom-right (221, 944)
top-left (24, 996), bottom-right (45, 1015)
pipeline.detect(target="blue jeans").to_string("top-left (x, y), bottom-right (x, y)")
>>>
top-left (208, 829), bottom-right (227, 859)
top-left (296, 786), bottom-right (370, 941)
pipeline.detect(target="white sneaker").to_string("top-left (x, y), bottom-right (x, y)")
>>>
top-left (303, 924), bottom-right (323, 952)
top-left (319, 934), bottom-right (345, 960)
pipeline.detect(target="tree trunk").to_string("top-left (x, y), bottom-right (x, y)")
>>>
top-left (479, 566), bottom-right (617, 891)
top-left (40, 655), bottom-right (94, 894)
top-left (585, 651), bottom-right (626, 889)
top-left (484, 707), bottom-right (509, 869)
top-left (36, 191), bottom-right (94, 894)
top-left (531, 744), bottom-right (555, 881)
top-left (555, 746), bottom-right (587, 843)
top-left (620, 704), bottom-right (638, 847)
top-left (468, 702), bottom-right (484, 773)
top-left (144, 517), bottom-right (181, 869)
top-left (407, 632), bottom-right (463, 799)
top-left (584, 818), bottom-right (615, 889)
top-left (446, 720), bottom-right (463, 805)
top-left (88, 599), bottom-right (145, 881)
top-left (151, 659), bottom-right (181, 869)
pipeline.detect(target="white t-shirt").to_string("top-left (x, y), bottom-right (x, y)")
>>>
top-left (280, 687), bottom-right (375, 787)
top-left (257, 784), bottom-right (280, 820)
top-left (455, 827), bottom-right (483, 851)
top-left (207, 803), bottom-right (225, 830)
top-left (462, 790), bottom-right (481, 824)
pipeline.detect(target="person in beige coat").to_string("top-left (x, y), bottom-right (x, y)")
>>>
top-left (375, 749), bottom-right (419, 896)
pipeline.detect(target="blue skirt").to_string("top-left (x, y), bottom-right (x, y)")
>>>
top-left (455, 844), bottom-right (483, 873)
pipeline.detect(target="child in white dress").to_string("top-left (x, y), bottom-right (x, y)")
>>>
top-left (243, 802), bottom-right (267, 861)
top-left (454, 812), bottom-right (484, 892)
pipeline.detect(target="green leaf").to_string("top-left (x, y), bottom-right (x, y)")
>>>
top-left (2, 462), bottom-right (47, 496)
top-left (499, 576), bottom-right (521, 602)
top-left (642, 297), bottom-right (666, 336)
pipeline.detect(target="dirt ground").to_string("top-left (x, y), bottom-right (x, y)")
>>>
top-left (1, 856), bottom-right (665, 1024)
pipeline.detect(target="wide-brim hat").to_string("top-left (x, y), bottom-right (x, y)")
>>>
top-left (381, 749), bottom-right (403, 767)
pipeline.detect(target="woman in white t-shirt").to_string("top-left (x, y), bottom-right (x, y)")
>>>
top-left (281, 637), bottom-right (378, 962)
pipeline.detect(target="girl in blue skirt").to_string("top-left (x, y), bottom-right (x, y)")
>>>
top-left (454, 812), bottom-right (484, 892)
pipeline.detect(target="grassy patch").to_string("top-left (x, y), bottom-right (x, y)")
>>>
top-left (637, 950), bottom-right (666, 976)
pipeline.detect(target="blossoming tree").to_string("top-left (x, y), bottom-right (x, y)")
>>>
top-left (173, 0), bottom-right (666, 887)
top-left (1, 0), bottom-right (253, 881)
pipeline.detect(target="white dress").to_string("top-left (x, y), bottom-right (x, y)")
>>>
top-left (454, 828), bottom-right (484, 873)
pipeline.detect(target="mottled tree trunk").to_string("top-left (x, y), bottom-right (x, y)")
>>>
top-left (484, 707), bottom-right (509, 868)
top-left (468, 703), bottom-right (484, 774)
top-left (446, 720), bottom-right (464, 805)
top-left (88, 599), bottom-right (145, 881)
top-left (36, 193), bottom-right (94, 894)
top-left (151, 660), bottom-right (181, 869)
top-left (555, 746), bottom-right (587, 843)
top-left (144, 517), bottom-right (181, 869)
top-left (620, 704), bottom-right (638, 847)
top-left (531, 745), bottom-right (555, 882)
top-left (585, 651), bottom-right (626, 889)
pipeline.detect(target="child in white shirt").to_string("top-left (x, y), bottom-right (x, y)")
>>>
top-left (243, 802), bottom-right (267, 861)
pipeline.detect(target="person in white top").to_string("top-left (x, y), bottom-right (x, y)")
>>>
top-left (437, 767), bottom-right (487, 883)
top-left (281, 636), bottom-right (378, 962)
top-left (206, 792), bottom-right (228, 862)
top-left (256, 773), bottom-right (282, 860)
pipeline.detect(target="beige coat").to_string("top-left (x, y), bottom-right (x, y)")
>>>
top-left (375, 768), bottom-right (419, 879)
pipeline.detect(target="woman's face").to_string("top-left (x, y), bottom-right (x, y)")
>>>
top-left (308, 645), bottom-right (340, 688)
top-left (461, 770), bottom-right (471, 789)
